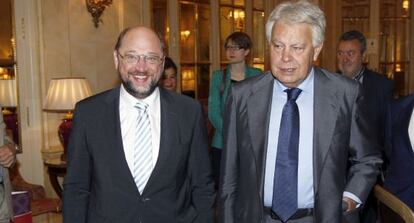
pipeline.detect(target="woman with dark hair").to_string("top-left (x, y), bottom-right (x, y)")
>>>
top-left (159, 56), bottom-right (178, 91)
top-left (208, 32), bottom-right (262, 188)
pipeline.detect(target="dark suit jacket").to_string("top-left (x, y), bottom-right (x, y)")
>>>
top-left (63, 87), bottom-right (215, 223)
top-left (384, 94), bottom-right (414, 210)
top-left (219, 68), bottom-right (382, 223)
top-left (360, 69), bottom-right (394, 149)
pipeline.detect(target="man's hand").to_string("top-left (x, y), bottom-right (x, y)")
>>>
top-left (0, 144), bottom-right (16, 168)
top-left (342, 197), bottom-right (358, 212)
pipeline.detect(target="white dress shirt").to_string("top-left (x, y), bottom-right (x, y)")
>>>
top-left (119, 85), bottom-right (161, 177)
top-left (409, 108), bottom-right (414, 152)
top-left (264, 69), bottom-right (314, 208)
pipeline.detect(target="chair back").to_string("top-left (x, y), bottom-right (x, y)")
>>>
top-left (374, 185), bottom-right (414, 223)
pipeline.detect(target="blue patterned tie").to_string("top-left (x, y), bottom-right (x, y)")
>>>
top-left (272, 88), bottom-right (302, 222)
top-left (133, 102), bottom-right (153, 194)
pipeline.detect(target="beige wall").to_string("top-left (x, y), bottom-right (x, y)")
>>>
top-left (42, 0), bottom-right (119, 148)
top-left (40, 0), bottom-right (149, 197)
top-left (41, 0), bottom-right (145, 152)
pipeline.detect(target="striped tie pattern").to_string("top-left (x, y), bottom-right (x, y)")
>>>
top-left (133, 102), bottom-right (153, 194)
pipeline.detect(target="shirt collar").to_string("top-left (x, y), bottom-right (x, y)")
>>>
top-left (353, 66), bottom-right (365, 82)
top-left (120, 84), bottom-right (160, 108)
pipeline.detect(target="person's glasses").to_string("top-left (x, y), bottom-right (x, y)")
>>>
top-left (225, 45), bottom-right (243, 51)
top-left (118, 52), bottom-right (164, 65)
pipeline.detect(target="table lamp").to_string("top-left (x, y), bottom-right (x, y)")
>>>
top-left (43, 77), bottom-right (92, 161)
top-left (0, 79), bottom-right (19, 144)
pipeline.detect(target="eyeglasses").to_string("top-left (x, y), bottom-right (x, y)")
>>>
top-left (225, 45), bottom-right (243, 51)
top-left (117, 52), bottom-right (164, 65)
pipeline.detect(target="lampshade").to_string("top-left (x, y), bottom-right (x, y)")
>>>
top-left (43, 77), bottom-right (92, 111)
top-left (0, 79), bottom-right (17, 107)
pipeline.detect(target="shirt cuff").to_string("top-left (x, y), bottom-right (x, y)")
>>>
top-left (343, 191), bottom-right (362, 208)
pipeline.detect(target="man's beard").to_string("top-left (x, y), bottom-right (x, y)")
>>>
top-left (120, 70), bottom-right (158, 99)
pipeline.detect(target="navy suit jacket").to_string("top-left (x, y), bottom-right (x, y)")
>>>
top-left (360, 69), bottom-right (394, 148)
top-left (63, 87), bottom-right (215, 223)
top-left (384, 94), bottom-right (414, 210)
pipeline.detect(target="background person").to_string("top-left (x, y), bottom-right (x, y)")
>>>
top-left (63, 26), bottom-right (215, 223)
top-left (218, 1), bottom-right (382, 223)
top-left (159, 56), bottom-right (177, 91)
top-left (337, 30), bottom-right (394, 223)
top-left (337, 30), bottom-right (394, 150)
top-left (208, 31), bottom-right (261, 188)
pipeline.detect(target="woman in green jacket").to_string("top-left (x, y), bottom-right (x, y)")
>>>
top-left (208, 32), bottom-right (262, 187)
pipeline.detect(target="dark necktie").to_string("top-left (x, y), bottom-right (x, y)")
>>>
top-left (272, 88), bottom-right (302, 222)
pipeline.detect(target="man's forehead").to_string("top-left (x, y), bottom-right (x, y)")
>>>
top-left (339, 39), bottom-right (361, 48)
top-left (271, 25), bottom-right (312, 44)
top-left (120, 41), bottom-right (163, 55)
top-left (120, 29), bottom-right (162, 51)
top-left (272, 22), bottom-right (312, 35)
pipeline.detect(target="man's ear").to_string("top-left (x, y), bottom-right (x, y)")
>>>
top-left (362, 51), bottom-right (367, 63)
top-left (113, 50), bottom-right (119, 69)
top-left (313, 43), bottom-right (323, 61)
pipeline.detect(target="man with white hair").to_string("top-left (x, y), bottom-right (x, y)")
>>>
top-left (218, 1), bottom-right (382, 222)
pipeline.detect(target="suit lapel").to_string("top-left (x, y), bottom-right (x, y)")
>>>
top-left (361, 70), bottom-right (371, 91)
top-left (246, 72), bottom-right (274, 195)
top-left (143, 89), bottom-right (176, 193)
top-left (361, 71), bottom-right (377, 103)
top-left (313, 68), bottom-right (339, 193)
top-left (104, 88), bottom-right (141, 195)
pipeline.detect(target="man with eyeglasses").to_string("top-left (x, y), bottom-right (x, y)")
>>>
top-left (337, 30), bottom-right (394, 149)
top-left (63, 26), bottom-right (215, 223)
top-left (336, 30), bottom-right (394, 223)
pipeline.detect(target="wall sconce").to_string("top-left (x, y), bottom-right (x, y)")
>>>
top-left (0, 68), bottom-right (10, 80)
top-left (181, 69), bottom-right (195, 91)
top-left (395, 63), bottom-right (402, 72)
top-left (233, 10), bottom-right (245, 20)
top-left (234, 10), bottom-right (245, 32)
top-left (85, 0), bottom-right (113, 28)
top-left (43, 78), bottom-right (92, 160)
top-left (226, 9), bottom-right (245, 32)
top-left (180, 30), bottom-right (191, 42)
top-left (403, 0), bottom-right (409, 11)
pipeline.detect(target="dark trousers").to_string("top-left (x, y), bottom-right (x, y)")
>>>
top-left (211, 147), bottom-right (222, 189)
top-left (263, 208), bottom-right (313, 223)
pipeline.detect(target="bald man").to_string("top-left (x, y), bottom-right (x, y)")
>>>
top-left (63, 26), bottom-right (215, 223)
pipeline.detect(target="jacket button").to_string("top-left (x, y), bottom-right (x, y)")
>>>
top-left (141, 197), bottom-right (150, 202)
